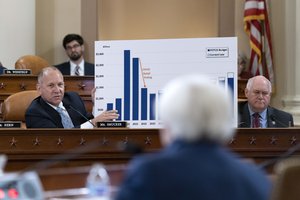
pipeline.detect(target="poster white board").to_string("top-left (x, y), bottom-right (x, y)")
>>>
top-left (94, 37), bottom-right (237, 128)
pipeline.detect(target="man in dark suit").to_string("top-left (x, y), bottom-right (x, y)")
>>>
top-left (55, 33), bottom-right (94, 76)
top-left (115, 75), bottom-right (271, 200)
top-left (238, 75), bottom-right (293, 128)
top-left (25, 66), bottom-right (118, 128)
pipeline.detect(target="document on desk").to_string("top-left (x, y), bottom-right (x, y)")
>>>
top-left (94, 37), bottom-right (238, 128)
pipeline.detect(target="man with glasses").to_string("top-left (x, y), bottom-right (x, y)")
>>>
top-left (238, 75), bottom-right (293, 128)
top-left (55, 33), bottom-right (94, 76)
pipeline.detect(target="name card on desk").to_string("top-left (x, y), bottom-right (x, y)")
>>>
top-left (4, 69), bottom-right (31, 75)
top-left (0, 121), bottom-right (22, 128)
top-left (97, 121), bottom-right (127, 128)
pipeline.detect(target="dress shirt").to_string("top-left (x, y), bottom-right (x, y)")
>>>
top-left (70, 60), bottom-right (84, 76)
top-left (248, 105), bottom-right (267, 128)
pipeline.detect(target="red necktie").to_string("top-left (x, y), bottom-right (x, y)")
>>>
top-left (252, 113), bottom-right (261, 128)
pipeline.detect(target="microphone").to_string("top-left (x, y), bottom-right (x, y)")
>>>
top-left (0, 138), bottom-right (107, 199)
top-left (259, 141), bottom-right (300, 169)
top-left (117, 141), bottom-right (144, 155)
top-left (238, 121), bottom-right (249, 127)
top-left (67, 105), bottom-right (96, 127)
top-left (270, 115), bottom-right (289, 127)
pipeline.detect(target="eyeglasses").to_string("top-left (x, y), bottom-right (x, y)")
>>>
top-left (66, 44), bottom-right (81, 51)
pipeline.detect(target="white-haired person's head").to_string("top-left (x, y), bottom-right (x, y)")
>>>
top-left (159, 75), bottom-right (234, 145)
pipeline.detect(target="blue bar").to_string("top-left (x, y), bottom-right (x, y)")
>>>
top-left (124, 50), bottom-right (130, 120)
top-left (227, 72), bottom-right (234, 93)
top-left (133, 58), bottom-right (139, 120)
top-left (116, 98), bottom-right (122, 120)
top-left (141, 88), bottom-right (148, 120)
top-left (150, 93), bottom-right (156, 120)
top-left (107, 103), bottom-right (113, 111)
top-left (227, 72), bottom-right (234, 106)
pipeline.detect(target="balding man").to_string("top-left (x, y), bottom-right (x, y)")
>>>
top-left (238, 75), bottom-right (293, 128)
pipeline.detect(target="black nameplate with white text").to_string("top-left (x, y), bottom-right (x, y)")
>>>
top-left (97, 121), bottom-right (127, 128)
top-left (0, 121), bottom-right (22, 128)
top-left (4, 69), bottom-right (31, 75)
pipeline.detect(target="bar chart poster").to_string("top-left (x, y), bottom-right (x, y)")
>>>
top-left (94, 37), bottom-right (237, 128)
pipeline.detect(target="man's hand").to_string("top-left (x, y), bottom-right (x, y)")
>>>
top-left (91, 110), bottom-right (119, 125)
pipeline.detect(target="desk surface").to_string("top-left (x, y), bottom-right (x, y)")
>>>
top-left (0, 128), bottom-right (300, 172)
top-left (0, 127), bottom-right (298, 194)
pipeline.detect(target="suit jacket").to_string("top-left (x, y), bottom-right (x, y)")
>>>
top-left (25, 92), bottom-right (92, 128)
top-left (115, 140), bottom-right (271, 200)
top-left (238, 101), bottom-right (294, 127)
top-left (55, 61), bottom-right (94, 75)
top-left (0, 66), bottom-right (7, 75)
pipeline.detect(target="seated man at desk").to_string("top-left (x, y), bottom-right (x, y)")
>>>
top-left (115, 75), bottom-right (271, 200)
top-left (55, 33), bottom-right (94, 76)
top-left (238, 75), bottom-right (294, 128)
top-left (25, 66), bottom-right (118, 128)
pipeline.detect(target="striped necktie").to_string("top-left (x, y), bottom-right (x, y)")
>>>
top-left (57, 107), bottom-right (74, 128)
top-left (75, 65), bottom-right (80, 76)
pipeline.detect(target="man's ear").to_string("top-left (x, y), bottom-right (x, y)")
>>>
top-left (244, 88), bottom-right (249, 98)
top-left (36, 84), bottom-right (41, 95)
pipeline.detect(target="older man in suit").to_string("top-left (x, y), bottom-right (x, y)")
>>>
top-left (115, 75), bottom-right (271, 200)
top-left (55, 34), bottom-right (94, 76)
top-left (239, 75), bottom-right (293, 128)
top-left (25, 66), bottom-right (117, 128)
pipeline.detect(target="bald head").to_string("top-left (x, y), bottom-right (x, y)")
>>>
top-left (36, 66), bottom-right (65, 107)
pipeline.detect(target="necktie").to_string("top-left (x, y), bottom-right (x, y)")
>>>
top-left (57, 107), bottom-right (74, 128)
top-left (252, 113), bottom-right (261, 128)
top-left (75, 65), bottom-right (80, 76)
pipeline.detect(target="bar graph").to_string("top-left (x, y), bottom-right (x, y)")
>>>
top-left (94, 38), bottom-right (238, 128)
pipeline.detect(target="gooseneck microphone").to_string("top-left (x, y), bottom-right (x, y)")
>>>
top-left (67, 105), bottom-right (96, 127)
top-left (117, 141), bottom-right (144, 155)
top-left (259, 141), bottom-right (300, 169)
top-left (270, 115), bottom-right (289, 127)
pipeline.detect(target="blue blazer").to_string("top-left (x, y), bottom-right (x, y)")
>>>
top-left (238, 101), bottom-right (294, 127)
top-left (115, 140), bottom-right (271, 200)
top-left (55, 61), bottom-right (94, 75)
top-left (25, 92), bottom-right (92, 128)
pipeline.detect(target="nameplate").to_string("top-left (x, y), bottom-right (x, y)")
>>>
top-left (0, 121), bottom-right (22, 128)
top-left (4, 69), bottom-right (31, 75)
top-left (96, 121), bottom-right (127, 128)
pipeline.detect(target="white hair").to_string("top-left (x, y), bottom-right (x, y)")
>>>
top-left (159, 75), bottom-right (234, 143)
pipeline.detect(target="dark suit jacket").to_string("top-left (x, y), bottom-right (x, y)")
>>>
top-left (115, 140), bottom-right (271, 200)
top-left (55, 61), bottom-right (94, 75)
top-left (25, 92), bottom-right (92, 128)
top-left (238, 101), bottom-right (294, 127)
top-left (0, 66), bottom-right (7, 75)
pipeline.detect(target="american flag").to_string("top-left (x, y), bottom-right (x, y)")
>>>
top-left (244, 0), bottom-right (274, 86)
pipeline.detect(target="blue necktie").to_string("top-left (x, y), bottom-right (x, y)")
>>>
top-left (57, 107), bottom-right (74, 128)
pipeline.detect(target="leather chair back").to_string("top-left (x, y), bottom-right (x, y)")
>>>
top-left (271, 158), bottom-right (300, 200)
top-left (2, 90), bottom-right (39, 128)
top-left (15, 55), bottom-right (49, 75)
